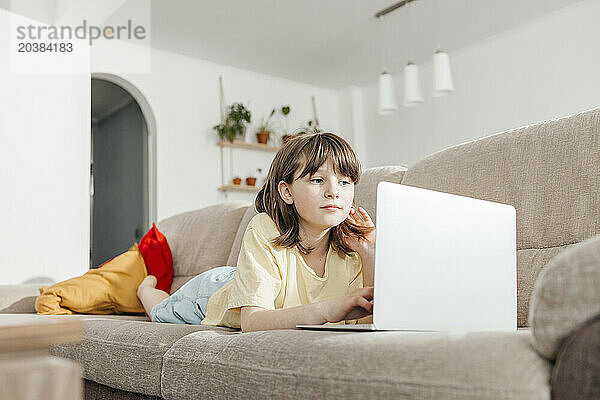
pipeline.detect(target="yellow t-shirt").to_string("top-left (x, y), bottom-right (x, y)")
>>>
top-left (200, 213), bottom-right (364, 329)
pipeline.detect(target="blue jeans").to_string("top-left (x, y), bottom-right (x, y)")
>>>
top-left (150, 266), bottom-right (236, 324)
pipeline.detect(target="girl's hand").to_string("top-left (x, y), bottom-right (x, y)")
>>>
top-left (343, 206), bottom-right (376, 257)
top-left (320, 287), bottom-right (374, 323)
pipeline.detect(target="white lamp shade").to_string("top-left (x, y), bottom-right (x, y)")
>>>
top-left (432, 50), bottom-right (454, 97)
top-left (378, 72), bottom-right (398, 116)
top-left (403, 62), bottom-right (424, 107)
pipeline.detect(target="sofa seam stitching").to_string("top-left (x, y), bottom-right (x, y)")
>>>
top-left (519, 242), bottom-right (578, 251)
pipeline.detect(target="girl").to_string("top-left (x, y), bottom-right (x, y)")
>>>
top-left (137, 132), bottom-right (376, 332)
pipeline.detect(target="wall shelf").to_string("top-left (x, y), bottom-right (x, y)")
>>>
top-left (217, 140), bottom-right (280, 153)
top-left (217, 184), bottom-right (260, 193)
top-left (218, 138), bottom-right (280, 196)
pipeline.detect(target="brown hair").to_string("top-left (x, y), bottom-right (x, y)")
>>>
top-left (255, 132), bottom-right (375, 256)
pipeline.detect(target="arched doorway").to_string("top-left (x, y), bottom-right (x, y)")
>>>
top-left (90, 73), bottom-right (157, 268)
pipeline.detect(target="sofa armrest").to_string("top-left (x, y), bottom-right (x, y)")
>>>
top-left (529, 233), bottom-right (600, 360)
top-left (551, 315), bottom-right (600, 400)
top-left (0, 284), bottom-right (43, 313)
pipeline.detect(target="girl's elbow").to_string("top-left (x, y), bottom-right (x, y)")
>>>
top-left (240, 306), bottom-right (266, 333)
top-left (241, 315), bottom-right (258, 333)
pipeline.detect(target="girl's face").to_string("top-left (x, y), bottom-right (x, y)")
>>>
top-left (278, 159), bottom-right (354, 233)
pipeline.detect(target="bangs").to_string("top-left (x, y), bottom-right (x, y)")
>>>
top-left (294, 133), bottom-right (361, 182)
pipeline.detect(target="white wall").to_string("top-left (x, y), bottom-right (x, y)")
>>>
top-left (354, 0), bottom-right (600, 168)
top-left (337, 86), bottom-right (370, 169)
top-left (0, 9), bottom-right (91, 285)
top-left (91, 41), bottom-right (342, 222)
top-left (0, 8), bottom-right (341, 283)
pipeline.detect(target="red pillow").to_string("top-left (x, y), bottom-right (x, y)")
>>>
top-left (138, 223), bottom-right (174, 293)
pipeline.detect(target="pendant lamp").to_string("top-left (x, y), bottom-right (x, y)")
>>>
top-left (432, 49), bottom-right (454, 97)
top-left (378, 71), bottom-right (398, 115)
top-left (403, 61), bottom-right (423, 107)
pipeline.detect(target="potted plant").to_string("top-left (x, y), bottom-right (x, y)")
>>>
top-left (304, 119), bottom-right (322, 133)
top-left (256, 108), bottom-right (276, 145)
top-left (213, 102), bottom-right (252, 143)
top-left (245, 176), bottom-right (257, 186)
top-left (256, 167), bottom-right (266, 186)
top-left (280, 105), bottom-right (297, 143)
top-left (232, 176), bottom-right (242, 185)
top-left (284, 119), bottom-right (322, 143)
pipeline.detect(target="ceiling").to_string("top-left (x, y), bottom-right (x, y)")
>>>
top-left (145, 0), bottom-right (582, 89)
top-left (1, 0), bottom-right (583, 89)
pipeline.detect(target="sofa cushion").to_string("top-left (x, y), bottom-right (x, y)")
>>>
top-left (551, 314), bottom-right (600, 400)
top-left (157, 201), bottom-right (249, 280)
top-left (169, 275), bottom-right (195, 294)
top-left (514, 243), bottom-right (575, 327)
top-left (138, 223), bottom-right (174, 294)
top-left (400, 108), bottom-right (600, 327)
top-left (226, 203), bottom-right (257, 267)
top-left (529, 233), bottom-right (600, 360)
top-left (48, 318), bottom-right (238, 397)
top-left (162, 328), bottom-right (550, 400)
top-left (84, 379), bottom-right (160, 399)
top-left (0, 284), bottom-right (44, 313)
top-left (354, 165), bottom-right (407, 224)
top-left (35, 243), bottom-right (147, 315)
top-left (1, 312), bottom-right (149, 322)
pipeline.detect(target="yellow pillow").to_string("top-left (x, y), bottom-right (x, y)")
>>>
top-left (35, 243), bottom-right (148, 315)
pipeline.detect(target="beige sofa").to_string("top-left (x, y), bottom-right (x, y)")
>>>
top-left (1, 108), bottom-right (599, 400)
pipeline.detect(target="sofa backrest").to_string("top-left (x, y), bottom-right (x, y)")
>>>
top-left (225, 204), bottom-right (258, 267)
top-left (400, 107), bottom-right (600, 326)
top-left (157, 200), bottom-right (250, 293)
top-left (354, 166), bottom-right (407, 224)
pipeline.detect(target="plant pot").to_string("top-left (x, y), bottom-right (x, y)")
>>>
top-left (256, 131), bottom-right (270, 145)
top-left (232, 177), bottom-right (242, 185)
top-left (246, 177), bottom-right (257, 186)
top-left (282, 134), bottom-right (294, 144)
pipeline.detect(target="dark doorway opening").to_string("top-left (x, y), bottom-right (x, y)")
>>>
top-left (90, 78), bottom-right (148, 268)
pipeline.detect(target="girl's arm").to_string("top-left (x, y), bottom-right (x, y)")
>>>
top-left (241, 286), bottom-right (374, 332)
top-left (241, 304), bottom-right (326, 332)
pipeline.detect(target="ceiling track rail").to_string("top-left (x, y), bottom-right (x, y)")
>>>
top-left (375, 0), bottom-right (417, 19)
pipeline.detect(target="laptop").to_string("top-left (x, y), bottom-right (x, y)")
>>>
top-left (297, 181), bottom-right (517, 332)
